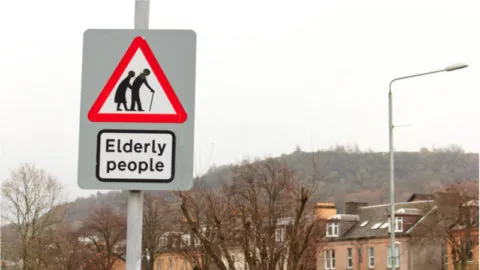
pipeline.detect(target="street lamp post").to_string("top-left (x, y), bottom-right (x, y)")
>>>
top-left (388, 63), bottom-right (468, 268)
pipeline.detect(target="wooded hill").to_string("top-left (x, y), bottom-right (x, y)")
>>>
top-left (2, 146), bottom-right (477, 263)
top-left (1, 146), bottom-right (478, 258)
top-left (65, 146), bottom-right (478, 219)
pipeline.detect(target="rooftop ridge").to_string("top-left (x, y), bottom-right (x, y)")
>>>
top-left (315, 202), bottom-right (335, 207)
top-left (359, 200), bottom-right (434, 209)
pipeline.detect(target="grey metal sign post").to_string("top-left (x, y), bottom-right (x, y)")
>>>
top-left (77, 0), bottom-right (196, 268)
top-left (129, 2), bottom-right (148, 268)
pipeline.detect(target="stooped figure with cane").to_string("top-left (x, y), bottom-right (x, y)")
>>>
top-left (114, 70), bottom-right (135, 111)
top-left (129, 68), bottom-right (155, 111)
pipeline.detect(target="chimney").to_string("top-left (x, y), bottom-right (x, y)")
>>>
top-left (315, 202), bottom-right (337, 220)
top-left (345, 201), bottom-right (368, 215)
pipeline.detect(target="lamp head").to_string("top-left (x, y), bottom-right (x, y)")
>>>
top-left (445, 63), bottom-right (468, 72)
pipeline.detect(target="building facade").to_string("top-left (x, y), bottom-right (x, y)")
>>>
top-left (445, 229), bottom-right (479, 270)
top-left (316, 198), bottom-right (444, 270)
top-left (445, 200), bottom-right (479, 270)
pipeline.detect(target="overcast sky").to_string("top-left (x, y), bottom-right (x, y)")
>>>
top-left (0, 0), bottom-right (478, 200)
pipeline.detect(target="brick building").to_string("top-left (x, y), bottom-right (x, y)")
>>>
top-left (445, 200), bottom-right (479, 270)
top-left (316, 197), bottom-right (444, 270)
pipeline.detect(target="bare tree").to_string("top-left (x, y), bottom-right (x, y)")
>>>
top-left (1, 163), bottom-right (64, 270)
top-left (142, 191), bottom-right (174, 270)
top-left (80, 205), bottom-right (127, 270)
top-left (439, 181), bottom-right (479, 270)
top-left (177, 158), bottom-right (320, 270)
top-left (178, 182), bottom-right (235, 270)
top-left (410, 180), bottom-right (479, 270)
top-left (181, 243), bottom-right (213, 270)
top-left (38, 218), bottom-right (90, 270)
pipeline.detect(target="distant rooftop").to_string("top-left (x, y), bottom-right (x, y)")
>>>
top-left (395, 208), bottom-right (424, 215)
top-left (464, 200), bottom-right (479, 207)
top-left (328, 199), bottom-right (435, 240)
top-left (407, 193), bottom-right (435, 202)
top-left (360, 200), bottom-right (433, 209)
top-left (328, 214), bottom-right (359, 221)
top-left (277, 217), bottom-right (294, 226)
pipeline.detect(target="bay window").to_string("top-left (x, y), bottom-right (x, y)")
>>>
top-left (324, 249), bottom-right (336, 269)
top-left (346, 248), bottom-right (352, 269)
top-left (368, 247), bottom-right (374, 268)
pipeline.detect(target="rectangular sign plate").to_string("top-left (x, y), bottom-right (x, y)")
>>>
top-left (78, 29), bottom-right (196, 190)
top-left (96, 130), bottom-right (175, 182)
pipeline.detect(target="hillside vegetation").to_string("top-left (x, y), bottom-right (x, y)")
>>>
top-left (62, 146), bottom-right (480, 221)
top-left (194, 146), bottom-right (478, 212)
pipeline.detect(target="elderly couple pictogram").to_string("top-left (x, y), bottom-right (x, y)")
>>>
top-left (114, 68), bottom-right (156, 112)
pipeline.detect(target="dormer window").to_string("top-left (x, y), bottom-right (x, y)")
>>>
top-left (275, 227), bottom-right (286, 242)
top-left (387, 217), bottom-right (403, 232)
top-left (181, 234), bottom-right (191, 247)
top-left (160, 236), bottom-right (167, 248)
top-left (396, 217), bottom-right (403, 232)
top-left (326, 222), bottom-right (339, 237)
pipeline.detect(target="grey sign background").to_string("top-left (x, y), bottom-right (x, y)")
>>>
top-left (78, 29), bottom-right (196, 190)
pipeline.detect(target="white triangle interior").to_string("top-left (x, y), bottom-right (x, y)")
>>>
top-left (98, 49), bottom-right (176, 115)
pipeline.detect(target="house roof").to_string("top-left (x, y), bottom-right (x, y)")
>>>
top-left (327, 200), bottom-right (434, 240)
top-left (328, 214), bottom-right (360, 221)
top-left (407, 193), bottom-right (435, 202)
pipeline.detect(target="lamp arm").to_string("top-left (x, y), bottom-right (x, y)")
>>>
top-left (389, 69), bottom-right (445, 92)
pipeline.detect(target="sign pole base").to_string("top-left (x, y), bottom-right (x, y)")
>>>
top-left (126, 190), bottom-right (144, 269)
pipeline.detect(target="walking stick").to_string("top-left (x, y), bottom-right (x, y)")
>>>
top-left (149, 91), bottom-right (155, 112)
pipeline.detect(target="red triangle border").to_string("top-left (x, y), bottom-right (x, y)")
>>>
top-left (87, 36), bottom-right (187, 123)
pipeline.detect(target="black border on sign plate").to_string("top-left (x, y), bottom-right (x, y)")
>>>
top-left (96, 129), bottom-right (176, 183)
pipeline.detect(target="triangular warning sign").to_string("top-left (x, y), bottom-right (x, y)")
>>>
top-left (88, 36), bottom-right (187, 123)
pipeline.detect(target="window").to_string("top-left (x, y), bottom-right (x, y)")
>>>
top-left (368, 247), bottom-right (374, 268)
top-left (160, 237), bottom-right (168, 248)
top-left (387, 217), bottom-right (403, 232)
top-left (181, 234), bottom-right (191, 247)
top-left (326, 223), bottom-right (339, 237)
top-left (168, 257), bottom-right (172, 270)
top-left (275, 227), bottom-right (286, 242)
top-left (371, 222), bottom-right (382, 229)
top-left (331, 249), bottom-right (335, 269)
top-left (360, 220), bottom-right (369, 227)
top-left (387, 246), bottom-right (400, 268)
top-left (395, 217), bottom-right (403, 232)
top-left (441, 243), bottom-right (448, 267)
top-left (460, 239), bottom-right (475, 261)
top-left (194, 236), bottom-right (201, 246)
top-left (324, 249), bottom-right (336, 269)
top-left (358, 247), bottom-right (362, 263)
top-left (324, 250), bottom-right (330, 269)
top-left (380, 221), bottom-right (389, 229)
top-left (172, 239), bottom-right (176, 249)
top-left (346, 248), bottom-right (353, 269)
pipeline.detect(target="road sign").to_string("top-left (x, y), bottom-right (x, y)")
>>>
top-left (78, 29), bottom-right (196, 190)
